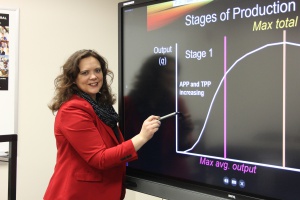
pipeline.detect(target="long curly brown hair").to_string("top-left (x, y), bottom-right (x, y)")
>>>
top-left (48, 49), bottom-right (116, 114)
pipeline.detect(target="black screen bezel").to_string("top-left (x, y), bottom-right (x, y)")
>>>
top-left (118, 1), bottom-right (290, 199)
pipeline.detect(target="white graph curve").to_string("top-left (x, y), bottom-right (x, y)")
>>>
top-left (183, 41), bottom-right (300, 152)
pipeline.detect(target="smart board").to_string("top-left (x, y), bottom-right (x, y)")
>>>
top-left (118, 1), bottom-right (300, 199)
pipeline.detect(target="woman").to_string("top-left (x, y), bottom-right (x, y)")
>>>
top-left (44, 49), bottom-right (161, 200)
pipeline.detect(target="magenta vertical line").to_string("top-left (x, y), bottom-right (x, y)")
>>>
top-left (282, 31), bottom-right (286, 167)
top-left (224, 36), bottom-right (227, 158)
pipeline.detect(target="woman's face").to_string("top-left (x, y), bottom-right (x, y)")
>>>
top-left (75, 56), bottom-right (103, 100)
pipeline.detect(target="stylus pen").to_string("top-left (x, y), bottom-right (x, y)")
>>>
top-left (159, 112), bottom-right (180, 121)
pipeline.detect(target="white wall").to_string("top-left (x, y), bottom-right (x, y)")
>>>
top-left (0, 161), bottom-right (8, 198)
top-left (0, 0), bottom-right (164, 199)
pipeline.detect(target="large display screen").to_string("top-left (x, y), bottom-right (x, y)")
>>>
top-left (118, 0), bottom-right (300, 199)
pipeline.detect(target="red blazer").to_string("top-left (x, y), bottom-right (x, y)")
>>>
top-left (44, 95), bottom-right (138, 200)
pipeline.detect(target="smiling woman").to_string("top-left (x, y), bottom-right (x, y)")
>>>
top-left (75, 56), bottom-right (103, 101)
top-left (44, 49), bottom-right (161, 200)
top-left (48, 49), bottom-right (115, 112)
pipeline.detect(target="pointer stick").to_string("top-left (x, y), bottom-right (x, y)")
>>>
top-left (159, 112), bottom-right (181, 121)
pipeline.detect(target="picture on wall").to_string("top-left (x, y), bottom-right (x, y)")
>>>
top-left (0, 13), bottom-right (9, 90)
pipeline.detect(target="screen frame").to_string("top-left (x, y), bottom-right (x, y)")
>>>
top-left (118, 1), bottom-right (282, 199)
